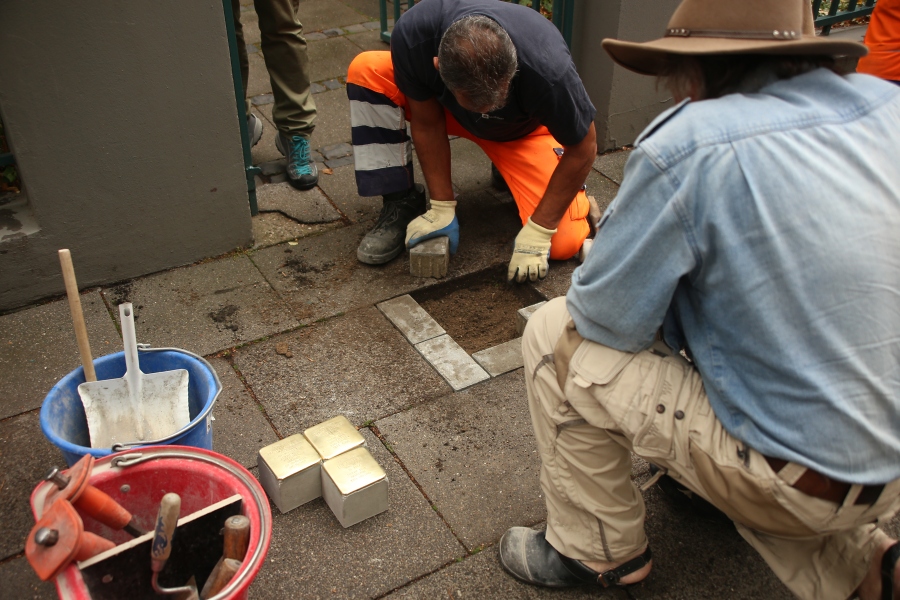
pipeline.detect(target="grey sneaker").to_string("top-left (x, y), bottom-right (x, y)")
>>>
top-left (275, 131), bottom-right (318, 191)
top-left (248, 113), bottom-right (263, 148)
top-left (357, 184), bottom-right (427, 265)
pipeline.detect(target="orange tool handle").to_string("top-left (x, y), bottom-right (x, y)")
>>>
top-left (73, 485), bottom-right (134, 531)
top-left (75, 531), bottom-right (116, 562)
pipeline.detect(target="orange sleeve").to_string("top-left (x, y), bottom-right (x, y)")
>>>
top-left (857, 0), bottom-right (900, 81)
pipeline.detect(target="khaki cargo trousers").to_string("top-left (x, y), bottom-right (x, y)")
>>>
top-left (231, 0), bottom-right (316, 137)
top-left (525, 297), bottom-right (900, 600)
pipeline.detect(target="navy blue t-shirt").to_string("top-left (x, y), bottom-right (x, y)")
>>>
top-left (390, 0), bottom-right (596, 145)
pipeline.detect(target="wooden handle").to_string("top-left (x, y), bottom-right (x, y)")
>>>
top-left (58, 249), bottom-right (96, 382)
top-left (200, 558), bottom-right (241, 599)
top-left (151, 493), bottom-right (181, 570)
top-left (223, 515), bottom-right (250, 561)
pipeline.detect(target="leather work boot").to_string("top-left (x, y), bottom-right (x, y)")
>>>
top-left (357, 184), bottom-right (427, 265)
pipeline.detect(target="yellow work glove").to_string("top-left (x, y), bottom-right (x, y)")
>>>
top-left (508, 217), bottom-right (556, 283)
top-left (405, 200), bottom-right (459, 253)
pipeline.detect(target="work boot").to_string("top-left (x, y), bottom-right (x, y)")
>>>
top-left (248, 113), bottom-right (263, 148)
top-left (357, 184), bottom-right (427, 265)
top-left (276, 131), bottom-right (319, 191)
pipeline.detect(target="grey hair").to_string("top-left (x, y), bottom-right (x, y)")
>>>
top-left (438, 15), bottom-right (518, 112)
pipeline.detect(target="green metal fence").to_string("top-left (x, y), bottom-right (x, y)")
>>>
top-left (814, 0), bottom-right (876, 35)
top-left (379, 0), bottom-right (575, 48)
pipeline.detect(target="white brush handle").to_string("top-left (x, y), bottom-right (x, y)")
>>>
top-left (118, 303), bottom-right (145, 440)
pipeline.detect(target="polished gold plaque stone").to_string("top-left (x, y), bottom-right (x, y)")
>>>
top-left (257, 434), bottom-right (322, 513)
top-left (303, 415), bottom-right (366, 460)
top-left (321, 447), bottom-right (388, 528)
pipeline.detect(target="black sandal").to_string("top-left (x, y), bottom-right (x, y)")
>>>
top-left (881, 542), bottom-right (900, 600)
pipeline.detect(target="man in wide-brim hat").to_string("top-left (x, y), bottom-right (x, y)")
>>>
top-left (499, 0), bottom-right (900, 599)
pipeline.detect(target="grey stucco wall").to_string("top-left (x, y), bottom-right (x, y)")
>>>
top-left (571, 0), bottom-right (681, 151)
top-left (0, 1), bottom-right (252, 312)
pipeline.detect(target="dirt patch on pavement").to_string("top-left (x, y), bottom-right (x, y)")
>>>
top-left (412, 266), bottom-right (546, 354)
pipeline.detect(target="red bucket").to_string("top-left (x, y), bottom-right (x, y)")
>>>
top-left (29, 446), bottom-right (272, 599)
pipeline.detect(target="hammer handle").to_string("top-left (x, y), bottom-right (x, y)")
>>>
top-left (223, 515), bottom-right (250, 561)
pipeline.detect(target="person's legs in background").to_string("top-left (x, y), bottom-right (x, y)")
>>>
top-left (230, 0), bottom-right (263, 148)
top-left (347, 51), bottom-right (425, 265)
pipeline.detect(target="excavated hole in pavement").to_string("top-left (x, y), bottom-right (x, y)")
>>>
top-left (411, 265), bottom-right (546, 354)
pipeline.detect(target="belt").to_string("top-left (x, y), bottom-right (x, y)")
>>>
top-left (764, 456), bottom-right (884, 506)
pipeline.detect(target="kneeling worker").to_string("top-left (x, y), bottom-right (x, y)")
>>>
top-left (347, 0), bottom-right (597, 282)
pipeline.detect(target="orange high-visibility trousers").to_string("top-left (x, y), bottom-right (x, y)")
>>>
top-left (348, 51), bottom-right (590, 260)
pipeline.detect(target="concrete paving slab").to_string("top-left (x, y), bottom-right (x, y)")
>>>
top-left (252, 211), bottom-right (340, 249)
top-left (472, 337), bottom-right (523, 377)
top-left (377, 295), bottom-right (445, 345)
top-left (593, 148), bottom-right (632, 185)
top-left (533, 260), bottom-right (575, 301)
top-left (250, 104), bottom-right (283, 165)
top-left (0, 410), bottom-right (66, 561)
top-left (0, 292), bottom-right (120, 419)
top-left (0, 555), bottom-right (56, 600)
top-left (309, 87), bottom-right (351, 150)
top-left (246, 52), bottom-right (272, 98)
top-left (236, 7), bottom-right (260, 46)
top-left (585, 167), bottom-right (620, 215)
top-left (377, 371), bottom-right (543, 550)
top-left (297, 0), bottom-right (369, 33)
top-left (233, 306), bottom-right (450, 435)
top-left (248, 429), bottom-right (464, 599)
top-left (382, 546), bottom-right (626, 599)
top-left (315, 158), bottom-right (377, 223)
top-left (249, 210), bottom-right (515, 325)
top-left (338, 0), bottom-right (382, 20)
top-left (308, 36), bottom-right (364, 83)
top-left (346, 30), bottom-right (390, 52)
top-left (449, 137), bottom-right (493, 194)
top-left (209, 356), bottom-right (279, 469)
top-left (415, 334), bottom-right (490, 391)
top-left (256, 182), bottom-right (342, 223)
top-left (103, 255), bottom-right (299, 357)
top-left (516, 301), bottom-right (547, 336)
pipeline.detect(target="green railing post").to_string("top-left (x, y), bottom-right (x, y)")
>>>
top-left (814, 0), bottom-right (876, 35)
top-left (221, 0), bottom-right (261, 216)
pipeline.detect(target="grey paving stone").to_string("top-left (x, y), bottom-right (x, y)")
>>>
top-left (308, 88), bottom-right (350, 150)
top-left (339, 0), bottom-right (382, 20)
top-left (585, 167), bottom-right (620, 215)
top-left (248, 429), bottom-right (464, 599)
top-left (323, 78), bottom-right (343, 90)
top-left (307, 36), bottom-right (363, 82)
top-left (449, 137), bottom-right (493, 194)
top-left (268, 172), bottom-right (288, 184)
top-left (250, 104), bottom-right (282, 166)
top-left (0, 411), bottom-right (67, 560)
top-left (364, 20), bottom-right (382, 30)
top-left (298, 0), bottom-right (368, 36)
top-left (415, 334), bottom-right (490, 391)
top-left (250, 93), bottom-right (274, 106)
top-left (310, 149), bottom-right (325, 163)
top-left (315, 156), bottom-right (379, 224)
top-left (325, 155), bottom-right (355, 169)
top-left (517, 301), bottom-right (547, 335)
top-left (246, 42), bottom-right (260, 54)
top-left (102, 255), bottom-right (299, 357)
top-left (321, 142), bottom-right (353, 160)
top-left (377, 371), bottom-right (543, 550)
top-left (409, 236), bottom-right (449, 279)
top-left (258, 158), bottom-right (286, 176)
top-left (232, 306), bottom-right (450, 435)
top-left (593, 148), bottom-right (633, 185)
top-left (251, 211), bottom-right (338, 249)
top-left (382, 548), bottom-right (624, 599)
top-left (209, 356), bottom-right (279, 470)
top-left (532, 260), bottom-right (575, 301)
top-left (0, 555), bottom-right (56, 600)
top-left (309, 81), bottom-right (326, 94)
top-left (472, 337), bottom-right (523, 377)
top-left (343, 23), bottom-right (368, 33)
top-left (305, 31), bottom-right (328, 41)
top-left (256, 182), bottom-right (342, 223)
top-left (246, 52), bottom-right (271, 98)
top-left (377, 294), bottom-right (445, 345)
top-left (346, 30), bottom-right (391, 52)
top-left (0, 292), bottom-right (120, 419)
top-left (323, 28), bottom-right (343, 38)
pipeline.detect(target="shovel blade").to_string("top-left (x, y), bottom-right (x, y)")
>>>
top-left (79, 369), bottom-right (191, 449)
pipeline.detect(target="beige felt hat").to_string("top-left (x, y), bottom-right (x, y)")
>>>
top-left (602, 0), bottom-right (868, 76)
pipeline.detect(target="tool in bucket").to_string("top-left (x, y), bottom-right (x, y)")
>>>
top-left (79, 302), bottom-right (191, 448)
top-left (58, 249), bottom-right (97, 384)
top-left (152, 493), bottom-right (200, 600)
top-left (200, 514), bottom-right (250, 598)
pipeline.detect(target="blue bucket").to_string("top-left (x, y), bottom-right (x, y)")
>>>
top-left (40, 347), bottom-right (221, 467)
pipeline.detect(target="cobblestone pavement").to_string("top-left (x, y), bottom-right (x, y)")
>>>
top-left (0, 2), bottom-right (880, 598)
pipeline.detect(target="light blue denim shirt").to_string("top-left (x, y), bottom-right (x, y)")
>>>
top-left (568, 69), bottom-right (900, 484)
